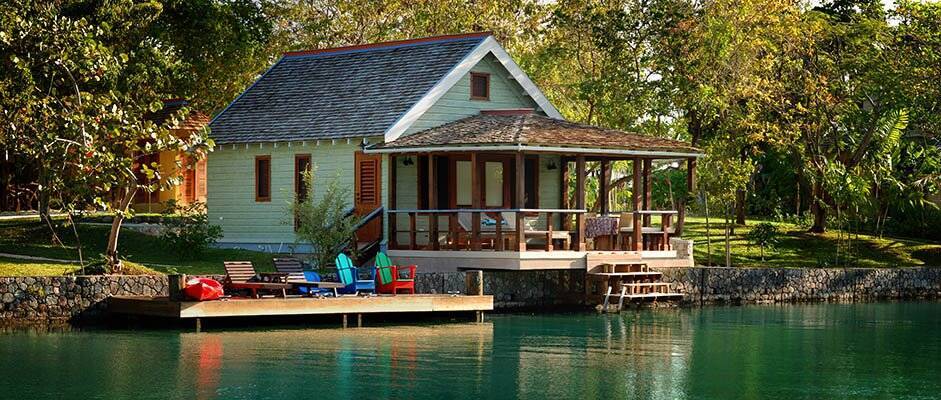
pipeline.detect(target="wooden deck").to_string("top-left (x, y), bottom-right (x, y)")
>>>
top-left (388, 249), bottom-right (691, 272)
top-left (109, 294), bottom-right (494, 320)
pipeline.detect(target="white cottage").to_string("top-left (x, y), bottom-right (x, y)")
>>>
top-left (209, 32), bottom-right (701, 272)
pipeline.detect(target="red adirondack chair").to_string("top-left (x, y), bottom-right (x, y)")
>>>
top-left (375, 252), bottom-right (416, 295)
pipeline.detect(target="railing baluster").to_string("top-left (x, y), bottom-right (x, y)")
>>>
top-left (430, 213), bottom-right (439, 250)
top-left (516, 211), bottom-right (526, 251)
top-left (495, 212), bottom-right (504, 251)
top-left (450, 212), bottom-right (459, 250)
top-left (471, 211), bottom-right (481, 251)
top-left (408, 212), bottom-right (416, 250)
top-left (662, 213), bottom-right (672, 250)
top-left (546, 212), bottom-right (554, 251)
top-left (389, 212), bottom-right (397, 250)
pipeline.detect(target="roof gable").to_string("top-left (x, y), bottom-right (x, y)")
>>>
top-left (402, 53), bottom-right (543, 136)
top-left (383, 36), bottom-right (562, 142)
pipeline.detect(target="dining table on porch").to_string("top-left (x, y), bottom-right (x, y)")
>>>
top-left (585, 215), bottom-right (620, 250)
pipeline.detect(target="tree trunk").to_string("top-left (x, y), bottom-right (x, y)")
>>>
top-left (735, 188), bottom-right (746, 225)
top-left (106, 186), bottom-right (137, 271)
top-left (809, 181), bottom-right (827, 233)
top-left (704, 188), bottom-right (712, 267)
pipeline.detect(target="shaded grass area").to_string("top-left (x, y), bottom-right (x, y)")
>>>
top-left (0, 221), bottom-right (273, 276)
top-left (682, 216), bottom-right (941, 268)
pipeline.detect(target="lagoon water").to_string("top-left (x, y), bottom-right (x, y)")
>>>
top-left (2, 302), bottom-right (940, 399)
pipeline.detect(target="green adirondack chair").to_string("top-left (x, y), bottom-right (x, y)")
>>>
top-left (374, 252), bottom-right (416, 295)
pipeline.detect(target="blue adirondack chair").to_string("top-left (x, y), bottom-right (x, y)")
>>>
top-left (297, 271), bottom-right (333, 296)
top-left (335, 253), bottom-right (376, 295)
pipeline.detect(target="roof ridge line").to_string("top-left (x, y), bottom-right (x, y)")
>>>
top-left (283, 32), bottom-right (492, 58)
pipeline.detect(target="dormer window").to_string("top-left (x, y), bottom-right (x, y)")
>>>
top-left (470, 72), bottom-right (490, 100)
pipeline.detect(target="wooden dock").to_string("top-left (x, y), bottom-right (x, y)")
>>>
top-left (109, 294), bottom-right (494, 328)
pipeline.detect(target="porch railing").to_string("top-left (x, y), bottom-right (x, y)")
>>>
top-left (606, 210), bottom-right (678, 251)
top-left (387, 208), bottom-right (587, 252)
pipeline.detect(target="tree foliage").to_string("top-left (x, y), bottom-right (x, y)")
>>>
top-left (0, 0), bottom-right (215, 269)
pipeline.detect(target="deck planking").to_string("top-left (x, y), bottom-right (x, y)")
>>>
top-left (109, 294), bottom-right (494, 319)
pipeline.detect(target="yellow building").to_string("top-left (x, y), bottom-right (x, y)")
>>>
top-left (131, 99), bottom-right (210, 213)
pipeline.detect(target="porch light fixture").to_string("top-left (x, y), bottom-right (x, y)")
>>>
top-left (402, 156), bottom-right (414, 166)
top-left (547, 160), bottom-right (558, 170)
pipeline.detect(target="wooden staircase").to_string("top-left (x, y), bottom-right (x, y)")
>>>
top-left (587, 262), bottom-right (683, 312)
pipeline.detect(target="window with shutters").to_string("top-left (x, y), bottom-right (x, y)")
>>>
top-left (183, 165), bottom-right (196, 203)
top-left (470, 72), bottom-right (490, 100)
top-left (255, 155), bottom-right (271, 202)
top-left (357, 158), bottom-right (378, 204)
top-left (196, 158), bottom-right (207, 199)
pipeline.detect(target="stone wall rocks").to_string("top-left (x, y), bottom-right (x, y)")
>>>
top-left (655, 267), bottom-right (941, 305)
top-left (0, 275), bottom-right (167, 321)
top-left (2, 267), bottom-right (938, 322)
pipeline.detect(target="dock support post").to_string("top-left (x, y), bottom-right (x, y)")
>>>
top-left (475, 311), bottom-right (485, 323)
top-left (194, 318), bottom-right (201, 333)
top-left (465, 270), bottom-right (484, 296)
top-left (342, 314), bottom-right (348, 328)
top-left (169, 274), bottom-right (186, 301)
top-left (357, 313), bottom-right (362, 328)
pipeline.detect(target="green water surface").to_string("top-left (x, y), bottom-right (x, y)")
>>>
top-left (1, 302), bottom-right (939, 399)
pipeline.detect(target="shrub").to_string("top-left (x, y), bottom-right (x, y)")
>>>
top-left (746, 222), bottom-right (780, 261)
top-left (291, 170), bottom-right (358, 272)
top-left (160, 201), bottom-right (223, 259)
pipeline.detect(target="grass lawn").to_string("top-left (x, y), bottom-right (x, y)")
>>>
top-left (682, 216), bottom-right (941, 268)
top-left (0, 221), bottom-right (274, 276)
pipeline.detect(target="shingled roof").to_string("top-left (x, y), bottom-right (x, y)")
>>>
top-left (209, 33), bottom-right (492, 145)
top-left (146, 99), bottom-right (209, 132)
top-left (369, 113), bottom-right (701, 156)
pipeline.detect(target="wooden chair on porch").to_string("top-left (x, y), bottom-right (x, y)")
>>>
top-left (455, 212), bottom-right (516, 250)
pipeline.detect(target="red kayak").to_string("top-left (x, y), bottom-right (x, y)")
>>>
top-left (184, 277), bottom-right (224, 301)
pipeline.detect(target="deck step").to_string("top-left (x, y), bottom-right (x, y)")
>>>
top-left (588, 271), bottom-right (661, 278)
top-left (621, 282), bottom-right (672, 287)
top-left (621, 293), bottom-right (684, 299)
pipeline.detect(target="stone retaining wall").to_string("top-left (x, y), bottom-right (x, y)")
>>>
top-left (416, 270), bottom-right (587, 309)
top-left (0, 275), bottom-right (168, 321)
top-left (2, 267), bottom-right (939, 321)
top-left (656, 267), bottom-right (941, 304)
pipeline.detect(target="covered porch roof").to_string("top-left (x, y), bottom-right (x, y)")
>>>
top-left (365, 112), bottom-right (702, 158)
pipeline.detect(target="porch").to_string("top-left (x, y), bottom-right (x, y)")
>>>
top-left (364, 112), bottom-right (701, 272)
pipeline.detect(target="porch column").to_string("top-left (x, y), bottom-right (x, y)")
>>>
top-left (676, 158), bottom-right (697, 236)
top-left (388, 154), bottom-right (397, 249)
top-left (427, 154), bottom-right (439, 250)
top-left (642, 159), bottom-right (652, 226)
top-left (515, 152), bottom-right (526, 251)
top-left (632, 158), bottom-right (643, 251)
top-left (560, 158), bottom-right (571, 231)
top-left (470, 152), bottom-right (481, 250)
top-left (599, 160), bottom-right (610, 215)
top-left (575, 155), bottom-right (587, 251)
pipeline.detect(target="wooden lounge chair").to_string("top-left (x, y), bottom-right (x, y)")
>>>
top-left (335, 253), bottom-right (376, 295)
top-left (375, 252), bottom-right (416, 295)
top-left (223, 261), bottom-right (292, 298)
top-left (273, 257), bottom-right (332, 296)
